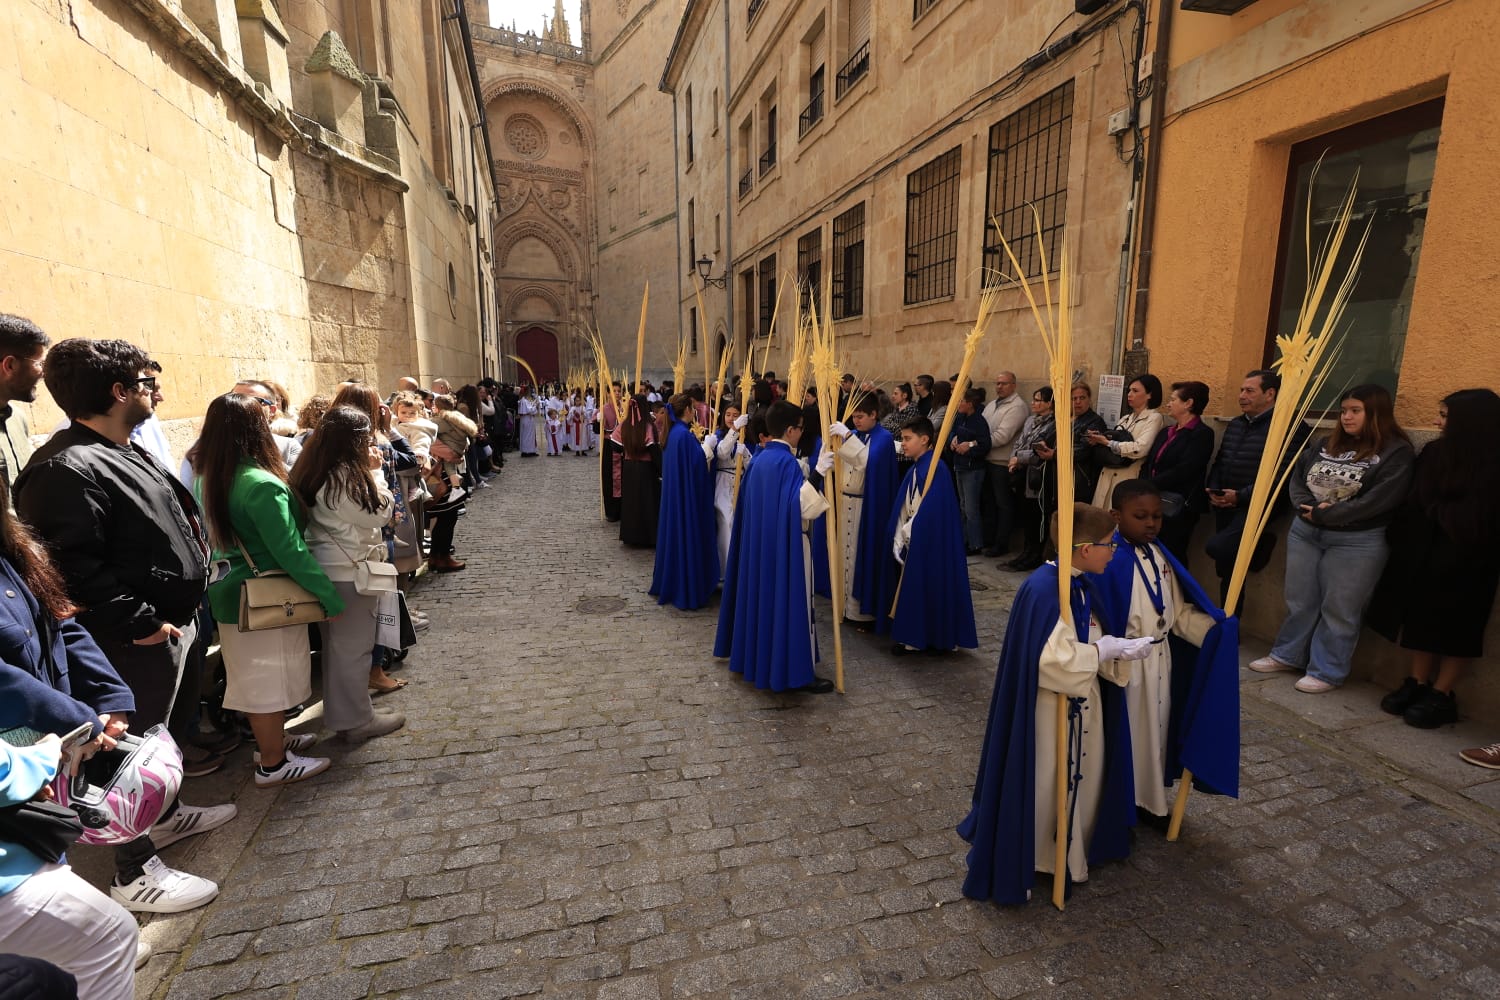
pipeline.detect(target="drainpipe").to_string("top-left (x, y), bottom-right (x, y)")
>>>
top-left (722, 0), bottom-right (734, 353)
top-left (1127, 0), bottom-right (1175, 354)
top-left (671, 90), bottom-right (686, 366)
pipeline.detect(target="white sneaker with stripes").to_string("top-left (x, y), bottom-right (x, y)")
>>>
top-left (252, 732), bottom-right (319, 764)
top-left (111, 856), bottom-right (218, 913)
top-left (148, 802), bottom-right (238, 850)
top-left (254, 750), bottom-right (331, 788)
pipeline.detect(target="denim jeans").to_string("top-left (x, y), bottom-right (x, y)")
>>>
top-left (956, 468), bottom-right (985, 551)
top-left (1270, 519), bottom-right (1389, 686)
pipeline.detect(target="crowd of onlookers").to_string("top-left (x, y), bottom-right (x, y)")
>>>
top-left (0, 313), bottom-right (509, 996)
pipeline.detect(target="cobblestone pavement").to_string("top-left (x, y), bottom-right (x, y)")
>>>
top-left (136, 451), bottom-right (1500, 998)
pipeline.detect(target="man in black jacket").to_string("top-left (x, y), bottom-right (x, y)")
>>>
top-left (14, 339), bottom-right (234, 915)
top-left (1204, 369), bottom-right (1302, 608)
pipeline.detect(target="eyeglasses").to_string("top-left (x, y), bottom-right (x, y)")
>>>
top-left (1072, 541), bottom-right (1119, 551)
top-left (133, 376), bottom-right (158, 392)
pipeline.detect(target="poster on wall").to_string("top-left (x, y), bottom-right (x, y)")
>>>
top-left (1097, 374), bottom-right (1125, 427)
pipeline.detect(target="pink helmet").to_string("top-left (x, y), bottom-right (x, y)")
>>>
top-left (53, 725), bottom-right (183, 846)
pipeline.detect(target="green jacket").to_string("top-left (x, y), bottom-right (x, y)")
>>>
top-left (204, 465), bottom-right (345, 624)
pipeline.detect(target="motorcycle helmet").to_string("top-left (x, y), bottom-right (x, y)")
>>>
top-left (52, 725), bottom-right (183, 846)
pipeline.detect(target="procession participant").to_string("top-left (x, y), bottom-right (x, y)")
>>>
top-left (1093, 479), bottom-right (1238, 826)
top-left (957, 503), bottom-right (1150, 905)
top-left (544, 393), bottom-right (565, 456)
top-left (601, 387), bottom-right (624, 522)
top-left (703, 405), bottom-right (750, 578)
top-left (566, 391), bottom-right (590, 456)
top-left (713, 401), bottom-right (836, 694)
top-left (799, 397), bottom-right (832, 600)
top-left (516, 386), bottom-right (540, 458)
top-left (650, 395), bottom-right (719, 611)
top-left (617, 396), bottom-right (660, 548)
top-left (584, 391), bottom-right (599, 453)
top-left (826, 396), bottom-right (899, 630)
top-left (876, 417), bottom-right (978, 655)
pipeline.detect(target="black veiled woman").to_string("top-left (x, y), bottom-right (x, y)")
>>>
top-left (618, 396), bottom-right (662, 548)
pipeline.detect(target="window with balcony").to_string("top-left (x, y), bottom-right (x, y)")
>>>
top-left (685, 85), bottom-right (695, 166)
top-left (832, 203), bottom-right (865, 320)
top-left (738, 116), bottom-right (754, 199)
top-left (749, 0), bottom-right (768, 23)
top-left (837, 0), bottom-right (871, 100)
top-left (905, 147), bottom-right (962, 304)
top-left (800, 66), bottom-right (826, 137)
top-left (687, 199), bottom-right (696, 272)
top-left (913, 0), bottom-right (941, 19)
top-left (759, 99), bottom-right (778, 176)
top-left (690, 306), bottom-right (699, 355)
top-left (983, 81), bottom-right (1074, 281)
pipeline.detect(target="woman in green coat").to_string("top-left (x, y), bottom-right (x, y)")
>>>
top-left (194, 394), bottom-right (344, 787)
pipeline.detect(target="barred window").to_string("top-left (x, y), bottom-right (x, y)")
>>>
top-left (758, 254), bottom-right (777, 338)
top-left (983, 81), bottom-right (1074, 281)
top-left (832, 203), bottom-right (865, 320)
top-left (904, 146), bottom-right (962, 304)
top-left (689, 306), bottom-right (699, 355)
top-left (797, 229), bottom-right (822, 308)
top-left (913, 0), bottom-right (941, 20)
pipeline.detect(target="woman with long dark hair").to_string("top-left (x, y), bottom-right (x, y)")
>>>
top-left (291, 407), bottom-right (404, 742)
top-left (618, 395), bottom-right (661, 547)
top-left (1372, 388), bottom-right (1500, 726)
top-left (197, 393), bottom-right (340, 784)
top-left (1251, 384), bottom-right (1415, 693)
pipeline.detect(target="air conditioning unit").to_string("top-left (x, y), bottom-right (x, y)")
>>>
top-left (1181, 0), bottom-right (1261, 13)
top-left (1075, 0), bottom-right (1110, 13)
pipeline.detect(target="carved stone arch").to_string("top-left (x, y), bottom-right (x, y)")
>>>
top-left (497, 221), bottom-right (578, 279)
top-left (482, 76), bottom-right (595, 160)
top-left (504, 283), bottom-right (567, 320)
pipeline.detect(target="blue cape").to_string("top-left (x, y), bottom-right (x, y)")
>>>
top-left (712, 443), bottom-right (817, 691)
top-left (956, 564), bottom-right (1135, 905)
top-left (875, 452), bottom-right (978, 650)
top-left (649, 411), bottom-right (719, 610)
top-left (1090, 532), bottom-right (1241, 798)
top-left (851, 425), bottom-right (900, 617)
top-left (806, 436), bottom-right (832, 599)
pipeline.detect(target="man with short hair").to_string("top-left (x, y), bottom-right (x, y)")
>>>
top-left (980, 371), bottom-right (1028, 556)
top-left (15, 339), bottom-right (233, 915)
top-left (0, 314), bottom-right (48, 493)
top-left (1204, 369), bottom-right (1294, 607)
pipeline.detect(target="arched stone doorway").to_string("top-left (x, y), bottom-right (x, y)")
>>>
top-left (515, 326), bottom-right (559, 385)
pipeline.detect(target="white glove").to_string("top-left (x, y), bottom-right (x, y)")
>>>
top-left (1094, 635), bottom-right (1156, 662)
top-left (815, 447), bottom-right (835, 476)
top-left (701, 436), bottom-right (717, 461)
top-left (892, 521), bottom-right (912, 563)
top-left (828, 421), bottom-right (850, 439)
top-left (732, 412), bottom-right (750, 431)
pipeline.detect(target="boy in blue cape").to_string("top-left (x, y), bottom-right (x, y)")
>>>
top-left (649, 395), bottom-right (719, 611)
top-left (1092, 479), bottom-right (1241, 822)
top-left (713, 401), bottom-right (836, 694)
top-left (826, 395), bottom-right (900, 630)
top-left (875, 417), bottom-right (978, 654)
top-left (958, 503), bottom-right (1154, 905)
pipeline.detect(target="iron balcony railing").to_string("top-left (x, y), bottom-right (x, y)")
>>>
top-left (799, 90), bottom-right (824, 136)
top-left (836, 41), bottom-right (870, 100)
top-left (739, 167), bottom-right (754, 199)
top-left (758, 143), bottom-right (777, 176)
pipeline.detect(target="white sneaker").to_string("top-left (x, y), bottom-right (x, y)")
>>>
top-left (149, 802), bottom-right (237, 850)
top-left (135, 940), bottom-right (152, 970)
top-left (1294, 675), bottom-right (1336, 694)
top-left (252, 732), bottom-right (319, 764)
top-left (254, 750), bottom-right (331, 787)
top-left (112, 856), bottom-right (218, 913)
top-left (1248, 656), bottom-right (1296, 674)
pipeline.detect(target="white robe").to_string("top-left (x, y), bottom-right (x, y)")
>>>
top-left (517, 398), bottom-right (540, 455)
top-left (544, 399), bottom-right (565, 455)
top-left (835, 433), bottom-right (872, 621)
top-left (703, 431), bottom-right (746, 579)
top-left (1120, 542), bottom-right (1216, 815)
top-left (1032, 585), bottom-right (1131, 882)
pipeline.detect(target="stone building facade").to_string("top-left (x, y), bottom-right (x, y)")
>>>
top-left (662, 0), bottom-right (1144, 388)
top-left (477, 1), bottom-right (686, 388)
top-left (1, 0), bottom-right (496, 448)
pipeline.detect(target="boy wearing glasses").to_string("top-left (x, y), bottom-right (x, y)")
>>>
top-left (1093, 479), bottom-right (1240, 829)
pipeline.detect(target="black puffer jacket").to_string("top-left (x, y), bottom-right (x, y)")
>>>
top-left (1207, 408), bottom-right (1273, 504)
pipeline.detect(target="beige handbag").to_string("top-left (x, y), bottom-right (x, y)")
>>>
top-left (236, 541), bottom-right (327, 632)
top-left (328, 535), bottom-right (399, 596)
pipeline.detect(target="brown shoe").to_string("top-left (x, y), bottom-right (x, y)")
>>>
top-left (427, 555), bottom-right (466, 573)
top-left (1459, 743), bottom-right (1500, 770)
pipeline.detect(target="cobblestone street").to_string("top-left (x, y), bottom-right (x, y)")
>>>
top-left (133, 453), bottom-right (1500, 999)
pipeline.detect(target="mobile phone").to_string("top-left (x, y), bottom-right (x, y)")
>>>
top-left (47, 722), bottom-right (96, 748)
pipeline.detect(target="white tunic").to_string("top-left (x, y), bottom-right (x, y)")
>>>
top-left (703, 431), bottom-right (745, 579)
top-left (835, 433), bottom-right (871, 621)
top-left (1032, 595), bottom-right (1132, 882)
top-left (1120, 542), bottom-right (1216, 815)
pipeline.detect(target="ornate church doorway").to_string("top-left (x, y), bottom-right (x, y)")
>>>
top-left (515, 326), bottom-right (559, 385)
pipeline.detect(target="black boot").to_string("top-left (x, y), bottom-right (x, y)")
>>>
top-left (1404, 688), bottom-right (1457, 729)
top-left (1380, 677), bottom-right (1428, 716)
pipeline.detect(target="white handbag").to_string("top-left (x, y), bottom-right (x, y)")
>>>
top-left (329, 536), bottom-right (399, 596)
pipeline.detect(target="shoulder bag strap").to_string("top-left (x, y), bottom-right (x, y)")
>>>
top-left (236, 538), bottom-right (263, 577)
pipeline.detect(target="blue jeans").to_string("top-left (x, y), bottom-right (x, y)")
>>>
top-left (1270, 519), bottom-right (1389, 686)
top-left (956, 468), bottom-right (985, 552)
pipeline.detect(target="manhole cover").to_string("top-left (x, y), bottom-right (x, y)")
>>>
top-left (576, 596), bottom-right (627, 615)
top-left (970, 581), bottom-right (990, 592)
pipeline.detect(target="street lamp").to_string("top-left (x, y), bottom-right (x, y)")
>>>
top-left (693, 255), bottom-right (726, 288)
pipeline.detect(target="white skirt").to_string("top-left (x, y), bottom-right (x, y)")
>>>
top-left (219, 620), bottom-right (313, 715)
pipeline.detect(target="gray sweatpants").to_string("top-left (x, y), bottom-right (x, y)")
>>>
top-left (316, 581), bottom-right (378, 732)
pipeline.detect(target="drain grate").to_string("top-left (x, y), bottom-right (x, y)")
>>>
top-left (576, 596), bottom-right (627, 615)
